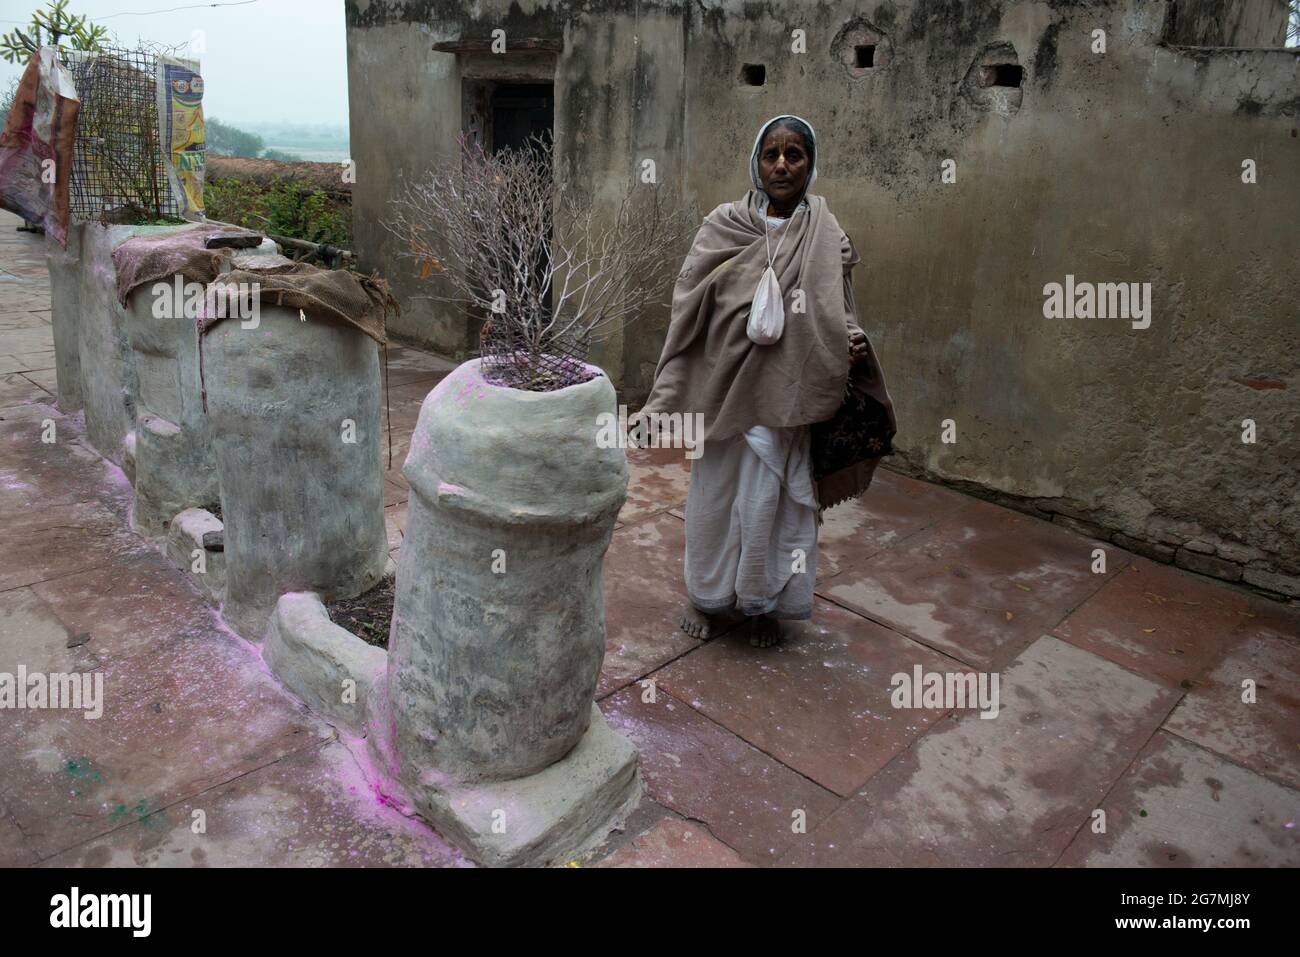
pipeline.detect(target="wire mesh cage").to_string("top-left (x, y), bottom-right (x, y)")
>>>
top-left (477, 317), bottom-right (598, 392)
top-left (65, 45), bottom-right (180, 222)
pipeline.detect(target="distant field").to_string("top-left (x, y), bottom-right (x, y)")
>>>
top-left (264, 145), bottom-right (351, 163)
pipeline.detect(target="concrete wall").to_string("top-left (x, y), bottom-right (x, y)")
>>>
top-left (346, 0), bottom-right (1300, 585)
top-left (346, 0), bottom-right (688, 386)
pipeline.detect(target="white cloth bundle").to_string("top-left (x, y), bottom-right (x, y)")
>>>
top-left (747, 264), bottom-right (785, 345)
top-left (747, 205), bottom-right (805, 345)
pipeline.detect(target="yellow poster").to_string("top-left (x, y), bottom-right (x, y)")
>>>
top-left (157, 56), bottom-right (205, 216)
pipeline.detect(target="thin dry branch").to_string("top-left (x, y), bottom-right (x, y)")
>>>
top-left (385, 135), bottom-right (694, 390)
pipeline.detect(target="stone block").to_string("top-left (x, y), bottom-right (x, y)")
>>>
top-left (263, 591), bottom-right (384, 734)
top-left (1175, 547), bottom-right (1243, 582)
top-left (164, 507), bottom-right (225, 603)
top-left (1112, 532), bottom-right (1176, 563)
top-left (1242, 566), bottom-right (1300, 598)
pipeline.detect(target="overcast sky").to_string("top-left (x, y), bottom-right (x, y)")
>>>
top-left (1, 0), bottom-right (349, 128)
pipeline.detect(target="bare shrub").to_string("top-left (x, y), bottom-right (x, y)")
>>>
top-left (386, 135), bottom-right (693, 392)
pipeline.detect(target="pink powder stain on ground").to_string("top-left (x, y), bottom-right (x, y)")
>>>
top-left (98, 452), bottom-right (134, 493)
top-left (335, 728), bottom-right (417, 820)
top-left (209, 603), bottom-right (278, 679)
top-left (0, 471), bottom-right (33, 491)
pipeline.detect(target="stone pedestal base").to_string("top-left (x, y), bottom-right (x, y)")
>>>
top-left (370, 691), bottom-right (640, 867)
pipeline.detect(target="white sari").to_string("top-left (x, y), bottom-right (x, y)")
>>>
top-left (683, 210), bottom-right (819, 621)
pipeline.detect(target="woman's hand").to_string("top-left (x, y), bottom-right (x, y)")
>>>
top-left (849, 328), bottom-right (870, 365)
top-left (626, 410), bottom-right (657, 449)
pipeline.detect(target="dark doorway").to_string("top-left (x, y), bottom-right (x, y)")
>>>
top-left (490, 83), bottom-right (553, 154)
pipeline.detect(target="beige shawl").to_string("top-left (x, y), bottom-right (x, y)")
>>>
top-left (648, 187), bottom-right (889, 431)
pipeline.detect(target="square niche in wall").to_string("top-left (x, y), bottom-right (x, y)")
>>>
top-left (962, 41), bottom-right (1024, 115)
top-left (832, 18), bottom-right (893, 77)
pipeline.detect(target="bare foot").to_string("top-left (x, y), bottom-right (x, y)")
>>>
top-left (680, 604), bottom-right (719, 640)
top-left (749, 617), bottom-right (780, 648)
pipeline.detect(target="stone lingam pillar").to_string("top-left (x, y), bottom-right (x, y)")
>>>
top-left (368, 358), bottom-right (640, 867)
top-left (122, 279), bottom-right (219, 537)
top-left (123, 243), bottom-right (282, 537)
top-left (203, 298), bottom-right (389, 639)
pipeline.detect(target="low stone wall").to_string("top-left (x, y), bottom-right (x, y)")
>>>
top-left (263, 592), bottom-right (384, 734)
top-left (897, 470), bottom-right (1300, 604)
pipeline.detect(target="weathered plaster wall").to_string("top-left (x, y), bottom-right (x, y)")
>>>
top-left (346, 0), bottom-right (687, 384)
top-left (346, 0), bottom-right (1300, 586)
top-left (347, 12), bottom-right (466, 356)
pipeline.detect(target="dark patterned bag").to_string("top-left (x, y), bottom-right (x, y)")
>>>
top-left (810, 384), bottom-right (895, 482)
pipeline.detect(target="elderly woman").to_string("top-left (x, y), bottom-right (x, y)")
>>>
top-left (637, 115), bottom-right (896, 648)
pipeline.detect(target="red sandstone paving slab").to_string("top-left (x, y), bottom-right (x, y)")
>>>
top-left (0, 808), bottom-right (40, 866)
top-left (620, 444), bottom-right (691, 525)
top-left (0, 627), bottom-right (332, 859)
top-left (595, 816), bottom-right (752, 868)
top-left (1242, 594), bottom-right (1300, 640)
top-left (600, 511), bottom-right (708, 697)
top-left (0, 406), bottom-right (165, 596)
top-left (580, 794), bottom-right (673, 864)
top-left (385, 462), bottom-right (410, 488)
top-left (0, 300), bottom-right (52, 319)
top-left (0, 586), bottom-right (92, 677)
top-left (0, 326), bottom-right (54, 355)
top-left (777, 635), bottom-right (1178, 867)
top-left (0, 502), bottom-right (139, 592)
top-left (0, 311), bottom-right (48, 329)
top-left (28, 552), bottom-right (215, 677)
top-left (39, 741), bottom-right (464, 868)
top-left (1162, 627), bottom-right (1300, 790)
top-left (0, 435), bottom-right (123, 512)
top-left (384, 502), bottom-right (408, 551)
top-left (656, 597), bottom-right (954, 797)
top-left (817, 468), bottom-right (971, 580)
top-left (1052, 558), bottom-right (1260, 689)
top-left (0, 371), bottom-right (53, 408)
top-left (382, 378), bottom-right (440, 423)
top-left (380, 345), bottom-right (456, 388)
top-left (19, 368), bottom-right (57, 394)
top-left (600, 686), bottom-right (841, 864)
top-left (5, 349), bottom-right (56, 372)
top-left (818, 498), bottom-right (1126, 670)
top-left (1057, 731), bottom-right (1300, 867)
top-left (382, 474), bottom-right (409, 506)
top-left (0, 397), bottom-right (63, 431)
top-left (379, 430), bottom-right (413, 476)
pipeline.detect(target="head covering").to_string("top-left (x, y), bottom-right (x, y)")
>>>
top-left (748, 115), bottom-right (818, 207)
